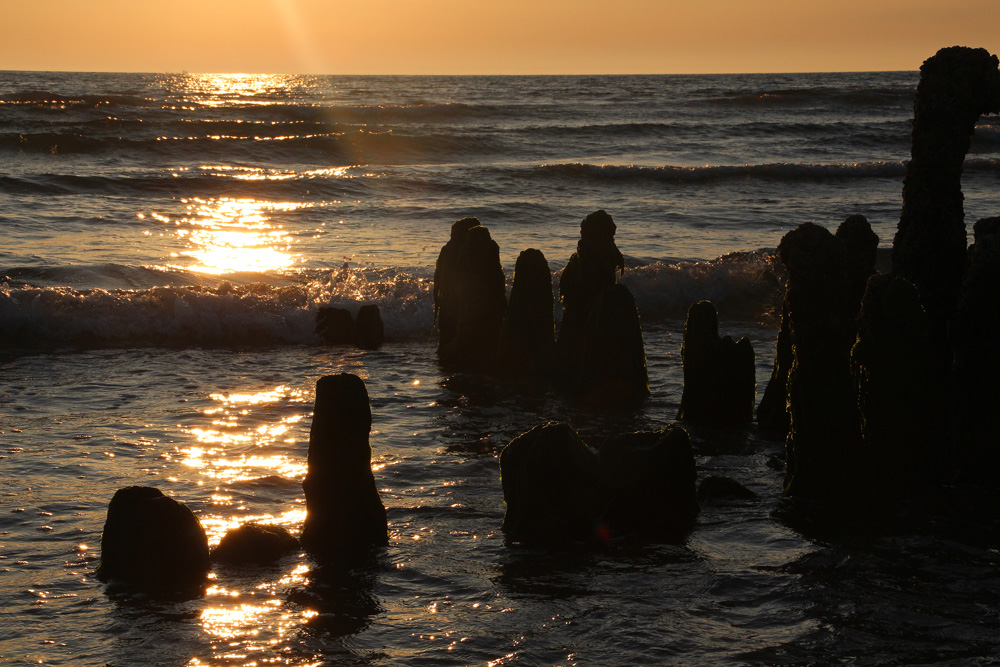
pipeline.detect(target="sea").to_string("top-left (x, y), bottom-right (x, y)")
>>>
top-left (2, 70), bottom-right (1000, 666)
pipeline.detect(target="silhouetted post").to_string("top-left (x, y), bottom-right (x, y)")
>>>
top-left (852, 274), bottom-right (937, 501)
top-left (300, 374), bottom-right (388, 564)
top-left (556, 210), bottom-right (625, 379)
top-left (434, 217), bottom-right (481, 352)
top-left (891, 47), bottom-right (1000, 468)
top-left (316, 307), bottom-right (355, 344)
top-left (497, 248), bottom-right (554, 380)
top-left (598, 426), bottom-right (697, 540)
top-left (759, 214), bottom-right (876, 437)
top-left (678, 300), bottom-right (755, 425)
top-left (951, 217), bottom-right (1000, 485)
top-left (434, 219), bottom-right (507, 372)
top-left (212, 523), bottom-right (299, 565)
top-left (779, 223), bottom-right (865, 504)
top-left (574, 283), bottom-right (649, 406)
top-left (354, 304), bottom-right (385, 350)
top-left (499, 422), bottom-right (603, 545)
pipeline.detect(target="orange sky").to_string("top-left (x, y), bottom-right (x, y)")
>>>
top-left (4, 0), bottom-right (999, 74)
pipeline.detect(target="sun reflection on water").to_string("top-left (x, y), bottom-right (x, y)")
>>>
top-left (180, 384), bottom-right (308, 484)
top-left (175, 72), bottom-right (301, 105)
top-left (160, 197), bottom-right (311, 274)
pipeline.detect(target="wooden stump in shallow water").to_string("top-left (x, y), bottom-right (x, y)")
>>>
top-left (573, 284), bottom-right (649, 406)
top-left (316, 305), bottom-right (385, 349)
top-left (499, 422), bottom-right (698, 545)
top-left (779, 223), bottom-right (866, 505)
top-left (434, 217), bottom-right (481, 353)
top-left (952, 218), bottom-right (1000, 485)
top-left (852, 273), bottom-right (937, 501)
top-left (354, 304), bottom-right (385, 350)
top-left (557, 210), bottom-right (625, 380)
top-left (499, 422), bottom-right (603, 545)
top-left (758, 215), bottom-right (876, 437)
top-left (497, 248), bottom-right (554, 380)
top-left (433, 219), bottom-right (507, 372)
top-left (677, 300), bottom-right (755, 425)
top-left (597, 426), bottom-right (698, 540)
top-left (96, 486), bottom-right (210, 592)
top-left (300, 374), bottom-right (388, 564)
top-left (315, 307), bottom-right (354, 345)
top-left (887, 48), bottom-right (1000, 487)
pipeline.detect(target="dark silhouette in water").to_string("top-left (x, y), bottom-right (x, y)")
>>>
top-left (96, 486), bottom-right (210, 592)
top-left (887, 46), bottom-right (1000, 489)
top-left (597, 426), bottom-right (697, 540)
top-left (499, 422), bottom-right (603, 545)
top-left (851, 274), bottom-right (937, 501)
top-left (556, 210), bottom-right (625, 376)
top-left (756, 298), bottom-right (793, 435)
top-left (316, 305), bottom-right (385, 349)
top-left (892, 46), bottom-right (1000, 331)
top-left (499, 422), bottom-right (697, 545)
top-left (778, 223), bottom-right (865, 504)
top-left (573, 283), bottom-right (649, 406)
top-left (316, 307), bottom-right (354, 345)
top-left (677, 300), bottom-right (755, 425)
top-left (758, 215), bottom-right (876, 436)
top-left (497, 248), bottom-right (555, 380)
top-left (434, 217), bottom-right (480, 351)
top-left (300, 374), bottom-right (388, 564)
top-left (551, 210), bottom-right (648, 404)
top-left (434, 219), bottom-right (507, 372)
top-left (212, 523), bottom-right (299, 565)
top-left (354, 304), bottom-right (385, 350)
top-left (952, 217), bottom-right (1000, 484)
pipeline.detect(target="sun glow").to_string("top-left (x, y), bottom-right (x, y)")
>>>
top-left (163, 197), bottom-right (310, 275)
top-left (177, 72), bottom-right (296, 104)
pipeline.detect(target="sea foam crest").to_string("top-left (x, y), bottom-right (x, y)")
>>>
top-left (0, 253), bottom-right (782, 349)
top-left (0, 265), bottom-right (436, 348)
top-left (623, 249), bottom-right (784, 323)
top-left (539, 161), bottom-right (908, 183)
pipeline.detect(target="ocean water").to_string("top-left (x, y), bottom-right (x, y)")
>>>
top-left (2, 71), bottom-right (1000, 666)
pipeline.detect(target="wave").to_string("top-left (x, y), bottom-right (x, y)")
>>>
top-left (0, 253), bottom-right (783, 350)
top-left (536, 160), bottom-right (910, 184)
top-left (0, 90), bottom-right (498, 124)
top-left (0, 126), bottom-right (506, 162)
top-left (0, 169), bottom-right (376, 198)
top-left (0, 90), bottom-right (153, 108)
top-left (700, 85), bottom-right (914, 109)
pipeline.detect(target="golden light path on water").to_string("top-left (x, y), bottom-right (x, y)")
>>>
top-left (158, 196), bottom-right (307, 275)
top-left (177, 72), bottom-right (298, 103)
top-left (164, 74), bottom-right (366, 663)
top-left (177, 383), bottom-right (325, 662)
top-left (180, 384), bottom-right (309, 543)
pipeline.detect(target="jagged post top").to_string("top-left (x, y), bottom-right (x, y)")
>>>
top-left (915, 47), bottom-right (1000, 127)
top-left (451, 216), bottom-right (481, 239)
top-left (581, 209), bottom-right (617, 242)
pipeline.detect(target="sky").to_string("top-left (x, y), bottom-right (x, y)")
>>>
top-left (3, 0), bottom-right (1000, 75)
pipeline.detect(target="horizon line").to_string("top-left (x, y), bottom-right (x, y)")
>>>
top-left (0, 67), bottom-right (918, 77)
